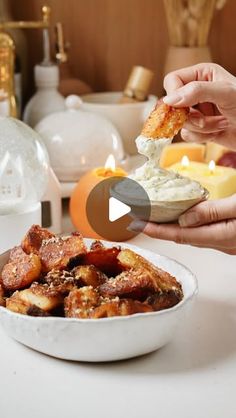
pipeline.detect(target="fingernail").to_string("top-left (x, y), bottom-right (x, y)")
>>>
top-left (179, 212), bottom-right (200, 227)
top-left (218, 120), bottom-right (228, 129)
top-left (190, 118), bottom-right (205, 128)
top-left (127, 220), bottom-right (146, 232)
top-left (163, 93), bottom-right (182, 105)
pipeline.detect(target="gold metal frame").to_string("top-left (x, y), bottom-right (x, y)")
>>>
top-left (0, 6), bottom-right (51, 117)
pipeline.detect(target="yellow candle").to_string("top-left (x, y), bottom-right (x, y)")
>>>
top-left (160, 142), bottom-right (205, 168)
top-left (169, 157), bottom-right (236, 199)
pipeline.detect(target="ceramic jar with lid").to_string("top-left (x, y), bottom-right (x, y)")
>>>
top-left (80, 92), bottom-right (157, 155)
top-left (35, 95), bottom-right (125, 182)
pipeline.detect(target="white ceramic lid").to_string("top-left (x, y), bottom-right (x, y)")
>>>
top-left (35, 95), bottom-right (125, 182)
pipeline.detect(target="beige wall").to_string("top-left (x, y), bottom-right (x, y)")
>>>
top-left (9, 0), bottom-right (236, 97)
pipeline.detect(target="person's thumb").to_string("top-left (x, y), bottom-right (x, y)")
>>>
top-left (178, 195), bottom-right (236, 227)
top-left (163, 80), bottom-right (236, 111)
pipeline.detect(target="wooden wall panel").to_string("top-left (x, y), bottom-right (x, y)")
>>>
top-left (8, 0), bottom-right (236, 98)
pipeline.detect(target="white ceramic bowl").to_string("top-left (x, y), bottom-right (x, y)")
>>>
top-left (0, 240), bottom-right (197, 362)
top-left (81, 92), bottom-right (157, 155)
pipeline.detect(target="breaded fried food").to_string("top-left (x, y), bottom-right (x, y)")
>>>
top-left (42, 269), bottom-right (77, 295)
top-left (0, 284), bottom-right (5, 307)
top-left (145, 291), bottom-right (182, 311)
top-left (6, 292), bottom-right (48, 316)
top-left (72, 265), bottom-right (107, 288)
top-left (1, 246), bottom-right (41, 291)
top-left (6, 292), bottom-right (32, 315)
top-left (64, 286), bottom-right (100, 318)
top-left (117, 249), bottom-right (183, 297)
top-left (90, 299), bottom-right (153, 319)
top-left (80, 247), bottom-right (122, 277)
top-left (6, 283), bottom-right (63, 315)
top-left (99, 268), bottom-right (160, 300)
top-left (39, 232), bottom-right (87, 272)
top-left (141, 99), bottom-right (189, 139)
top-left (21, 224), bottom-right (54, 255)
top-left (64, 286), bottom-right (153, 319)
top-left (90, 240), bottom-right (105, 251)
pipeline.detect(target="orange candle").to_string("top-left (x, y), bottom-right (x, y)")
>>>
top-left (70, 155), bottom-right (126, 238)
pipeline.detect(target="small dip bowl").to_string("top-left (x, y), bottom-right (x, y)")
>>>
top-left (111, 181), bottom-right (209, 223)
top-left (148, 189), bottom-right (209, 222)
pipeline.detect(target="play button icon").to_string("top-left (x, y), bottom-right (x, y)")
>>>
top-left (86, 176), bottom-right (151, 241)
top-left (109, 197), bottom-right (131, 222)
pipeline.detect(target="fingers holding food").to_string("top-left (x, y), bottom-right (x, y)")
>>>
top-left (21, 224), bottom-right (54, 255)
top-left (141, 98), bottom-right (189, 139)
top-left (1, 246), bottom-right (41, 291)
top-left (39, 232), bottom-right (87, 272)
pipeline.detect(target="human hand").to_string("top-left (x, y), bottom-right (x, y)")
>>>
top-left (163, 63), bottom-right (236, 150)
top-left (130, 195), bottom-right (236, 255)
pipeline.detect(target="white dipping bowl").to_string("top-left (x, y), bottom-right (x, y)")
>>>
top-left (81, 92), bottom-right (157, 155)
top-left (0, 240), bottom-right (197, 362)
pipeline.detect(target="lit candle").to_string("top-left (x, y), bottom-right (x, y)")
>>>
top-left (181, 155), bottom-right (190, 169)
top-left (169, 159), bottom-right (236, 199)
top-left (208, 160), bottom-right (216, 175)
top-left (70, 155), bottom-right (126, 238)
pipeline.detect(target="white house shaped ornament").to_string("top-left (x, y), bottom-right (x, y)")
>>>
top-left (0, 151), bottom-right (26, 204)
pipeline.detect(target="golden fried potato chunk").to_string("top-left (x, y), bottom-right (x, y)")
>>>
top-left (99, 268), bottom-right (160, 300)
top-left (0, 284), bottom-right (5, 307)
top-left (1, 246), bottom-right (41, 291)
top-left (19, 284), bottom-right (63, 310)
top-left (141, 99), bottom-right (189, 139)
top-left (6, 293), bottom-right (31, 315)
top-left (91, 299), bottom-right (153, 319)
top-left (21, 224), bottom-right (54, 255)
top-left (6, 283), bottom-right (63, 315)
top-left (6, 292), bottom-right (48, 316)
top-left (72, 265), bottom-right (107, 288)
top-left (39, 232), bottom-right (87, 272)
top-left (64, 287), bottom-right (100, 318)
top-left (117, 249), bottom-right (183, 297)
top-left (80, 247), bottom-right (122, 276)
top-left (43, 269), bottom-right (77, 295)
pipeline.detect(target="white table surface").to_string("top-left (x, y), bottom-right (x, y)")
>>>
top-left (1, 232), bottom-right (236, 418)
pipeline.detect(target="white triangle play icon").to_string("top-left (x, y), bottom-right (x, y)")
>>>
top-left (109, 197), bottom-right (131, 222)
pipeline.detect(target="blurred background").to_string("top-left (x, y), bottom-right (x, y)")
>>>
top-left (8, 0), bottom-right (236, 98)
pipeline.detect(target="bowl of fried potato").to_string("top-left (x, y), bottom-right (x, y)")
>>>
top-left (0, 225), bottom-right (197, 362)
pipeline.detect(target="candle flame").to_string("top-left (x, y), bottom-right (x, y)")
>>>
top-left (208, 160), bottom-right (216, 173)
top-left (181, 155), bottom-right (190, 168)
top-left (104, 154), bottom-right (116, 171)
